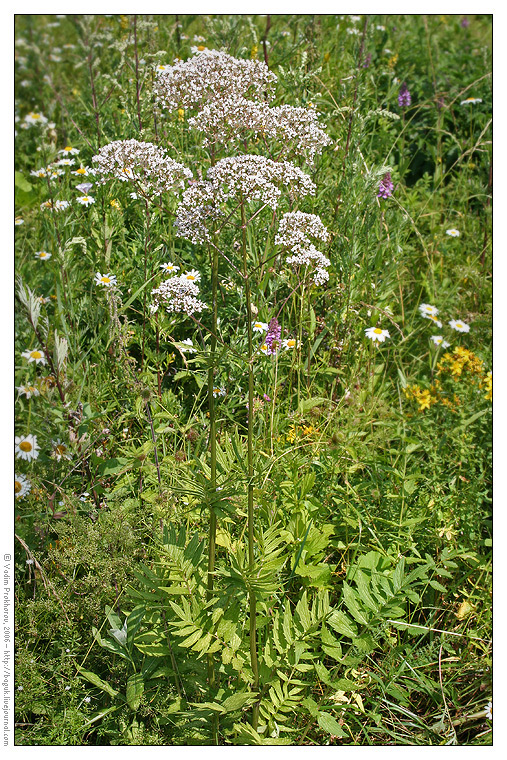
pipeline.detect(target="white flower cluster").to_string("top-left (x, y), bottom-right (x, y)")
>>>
top-left (92, 139), bottom-right (192, 197)
top-left (153, 49), bottom-right (277, 112)
top-left (175, 156), bottom-right (316, 243)
top-left (151, 274), bottom-right (207, 316)
top-left (189, 99), bottom-right (331, 162)
top-left (275, 211), bottom-right (331, 285)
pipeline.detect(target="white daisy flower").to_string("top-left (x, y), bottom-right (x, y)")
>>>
top-left (52, 440), bottom-right (71, 461)
top-left (31, 167), bottom-right (49, 178)
top-left (484, 701), bottom-right (492, 720)
top-left (72, 165), bottom-right (95, 177)
top-left (252, 321), bottom-right (269, 333)
top-left (460, 97), bottom-right (483, 105)
top-left (55, 158), bottom-right (76, 167)
top-left (260, 343), bottom-right (269, 355)
top-left (449, 319), bottom-right (470, 333)
top-left (282, 338), bottom-right (301, 350)
top-left (24, 112), bottom-right (48, 126)
top-left (76, 195), bottom-right (95, 206)
top-left (365, 327), bottom-right (390, 343)
top-left (160, 262), bottom-right (180, 274)
top-left (430, 336), bottom-right (450, 347)
top-left (15, 217), bottom-right (24, 225)
top-left (15, 434), bottom-right (40, 461)
top-left (17, 384), bottom-right (40, 399)
top-left (419, 303), bottom-right (439, 317)
top-left (95, 272), bottom-right (117, 287)
top-left (59, 146), bottom-right (80, 155)
top-left (21, 348), bottom-right (46, 364)
top-left (179, 338), bottom-right (196, 353)
top-left (156, 64), bottom-right (170, 72)
top-left (446, 228), bottom-right (460, 237)
top-left (426, 313), bottom-right (443, 328)
top-left (212, 386), bottom-right (226, 398)
top-left (183, 269), bottom-right (201, 283)
top-left (191, 45), bottom-right (208, 54)
top-left (15, 473), bottom-right (31, 498)
top-left (34, 251), bottom-right (51, 261)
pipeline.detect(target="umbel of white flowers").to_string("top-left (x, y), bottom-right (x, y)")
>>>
top-left (92, 139), bottom-right (192, 197)
top-left (275, 211), bottom-right (331, 285)
top-left (154, 49), bottom-right (331, 163)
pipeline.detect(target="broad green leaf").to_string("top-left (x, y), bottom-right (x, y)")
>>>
top-left (77, 668), bottom-right (118, 698)
top-left (317, 711), bottom-right (347, 737)
top-left (126, 673), bottom-right (144, 711)
top-left (327, 610), bottom-right (357, 639)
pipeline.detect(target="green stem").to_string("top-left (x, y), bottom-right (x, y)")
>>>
top-left (206, 234), bottom-right (219, 745)
top-left (241, 198), bottom-right (260, 729)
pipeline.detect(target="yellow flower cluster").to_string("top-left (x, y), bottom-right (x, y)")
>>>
top-left (404, 384), bottom-right (439, 412)
top-left (110, 199), bottom-right (121, 210)
top-left (250, 44), bottom-right (258, 60)
top-left (480, 371), bottom-right (492, 401)
top-left (286, 424), bottom-right (320, 443)
top-left (437, 347), bottom-right (485, 378)
top-left (388, 53), bottom-right (399, 69)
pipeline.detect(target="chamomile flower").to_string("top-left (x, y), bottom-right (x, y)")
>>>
top-left (260, 343), bottom-right (269, 355)
top-left (34, 251), bottom-right (51, 261)
top-left (72, 165), bottom-right (95, 177)
top-left (31, 167), bottom-right (50, 178)
top-left (365, 327), bottom-right (391, 343)
top-left (460, 97), bottom-right (483, 105)
top-left (484, 701), bottom-right (492, 720)
top-left (430, 335), bottom-right (450, 347)
top-left (446, 228), bottom-right (460, 237)
top-left (76, 195), bottom-right (95, 206)
top-left (282, 338), bottom-right (301, 350)
top-left (24, 111), bottom-right (48, 126)
top-left (191, 45), bottom-right (208, 54)
top-left (21, 348), bottom-right (46, 364)
top-left (252, 321), bottom-right (268, 333)
top-left (160, 262), bottom-right (180, 274)
top-left (59, 146), bottom-right (80, 155)
top-left (419, 303), bottom-right (439, 317)
top-left (15, 474), bottom-right (31, 498)
top-left (156, 63), bottom-right (170, 72)
top-left (426, 314), bottom-right (443, 328)
top-left (449, 319), bottom-right (470, 333)
top-left (212, 386), bottom-right (226, 398)
top-left (52, 440), bottom-right (71, 461)
top-left (17, 384), bottom-right (40, 399)
top-left (95, 272), bottom-right (117, 287)
top-left (15, 434), bottom-right (40, 461)
top-left (183, 269), bottom-right (201, 283)
top-left (179, 338), bottom-right (196, 353)
top-left (15, 217), bottom-right (24, 225)
top-left (55, 158), bottom-right (76, 167)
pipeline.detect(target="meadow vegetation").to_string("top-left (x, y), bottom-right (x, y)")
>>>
top-left (14, 13), bottom-right (492, 746)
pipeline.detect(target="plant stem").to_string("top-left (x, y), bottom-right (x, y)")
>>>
top-left (206, 232), bottom-right (219, 745)
top-left (241, 198), bottom-right (260, 729)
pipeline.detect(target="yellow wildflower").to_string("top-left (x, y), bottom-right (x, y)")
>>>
top-left (388, 53), bottom-right (398, 69)
top-left (250, 44), bottom-right (258, 60)
top-left (110, 199), bottom-right (121, 210)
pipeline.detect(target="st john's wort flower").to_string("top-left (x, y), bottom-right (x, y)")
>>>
top-left (449, 319), bottom-right (470, 333)
top-left (365, 326), bottom-right (391, 343)
top-left (95, 272), bottom-right (117, 287)
top-left (21, 348), bottom-right (46, 364)
top-left (15, 473), bottom-right (31, 498)
top-left (15, 434), bottom-right (40, 461)
top-left (377, 172), bottom-right (394, 199)
top-left (398, 82), bottom-right (412, 107)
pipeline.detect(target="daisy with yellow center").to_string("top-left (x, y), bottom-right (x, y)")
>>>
top-left (212, 386), bottom-right (226, 398)
top-left (419, 303), bottom-right (439, 317)
top-left (446, 228), bottom-right (460, 237)
top-left (24, 112), bottom-right (48, 125)
top-left (52, 440), bottom-right (71, 462)
top-left (160, 262), bottom-right (180, 274)
top-left (430, 336), bottom-right (450, 348)
top-left (448, 319), bottom-right (470, 333)
top-left (365, 326), bottom-right (391, 343)
top-left (184, 269), bottom-right (201, 282)
top-left (460, 97), bottom-right (482, 105)
top-left (59, 146), bottom-right (80, 155)
top-left (17, 384), bottom-right (40, 399)
top-left (260, 343), bottom-right (269, 355)
top-left (34, 251), bottom-right (51, 261)
top-left (282, 338), bottom-right (301, 350)
top-left (15, 434), bottom-right (40, 461)
top-left (15, 474), bottom-right (31, 498)
top-left (426, 313), bottom-right (443, 328)
top-left (76, 195), bottom-right (95, 206)
top-left (95, 272), bottom-right (117, 287)
top-left (15, 217), bottom-right (24, 225)
top-left (252, 321), bottom-right (268, 333)
top-left (21, 348), bottom-right (46, 364)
